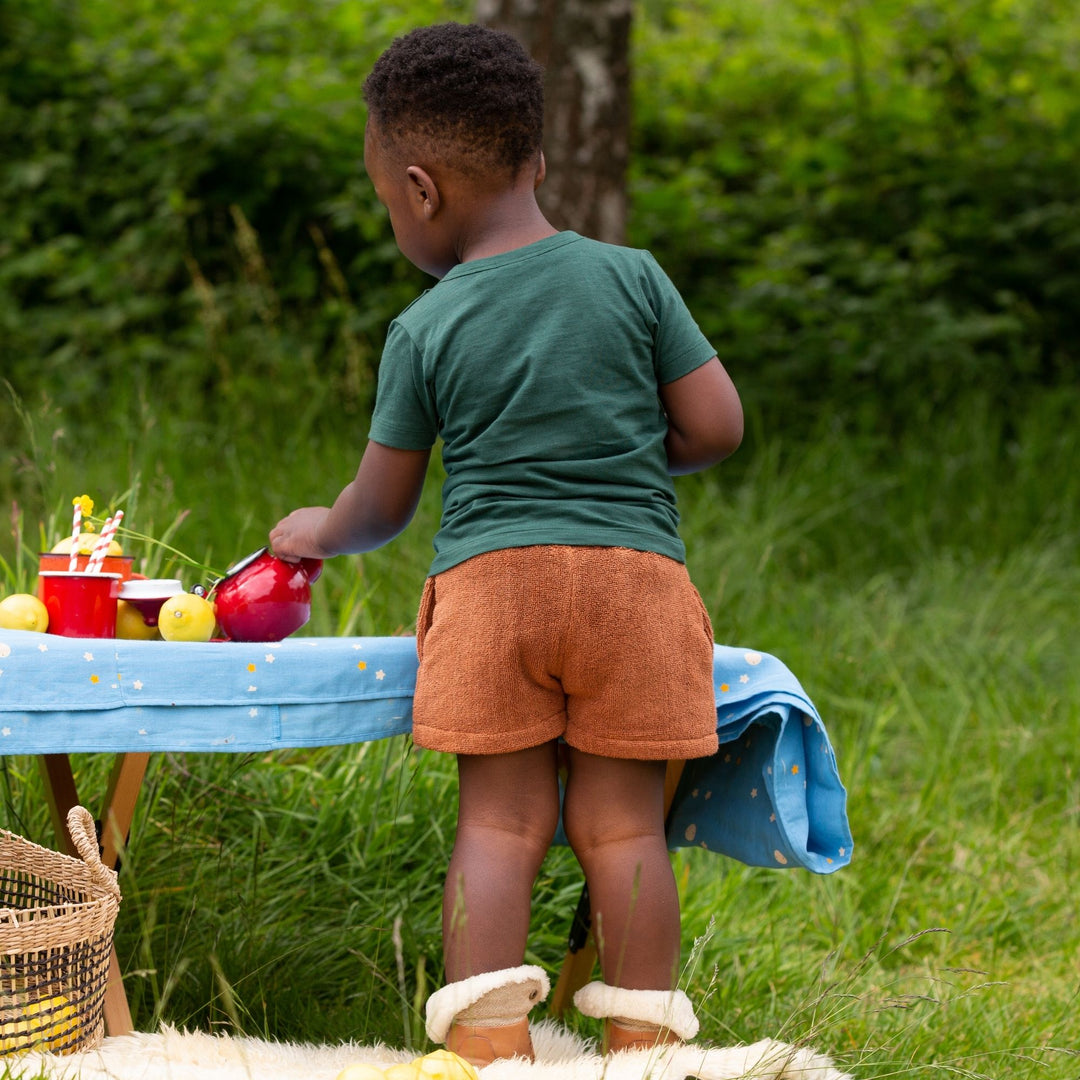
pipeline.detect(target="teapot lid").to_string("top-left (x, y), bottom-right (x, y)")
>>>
top-left (214, 546), bottom-right (269, 587)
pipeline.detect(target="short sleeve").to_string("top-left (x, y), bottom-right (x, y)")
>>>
top-left (368, 321), bottom-right (439, 450)
top-left (638, 252), bottom-right (717, 385)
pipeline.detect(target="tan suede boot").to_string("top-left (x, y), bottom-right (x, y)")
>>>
top-left (573, 982), bottom-right (699, 1055)
top-left (446, 1017), bottom-right (534, 1065)
top-left (605, 1015), bottom-right (686, 1053)
top-left (425, 965), bottom-right (550, 1068)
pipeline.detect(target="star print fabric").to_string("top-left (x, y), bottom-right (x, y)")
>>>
top-left (0, 632), bottom-right (417, 752)
top-left (665, 646), bottom-right (852, 872)
top-left (0, 632), bottom-right (852, 873)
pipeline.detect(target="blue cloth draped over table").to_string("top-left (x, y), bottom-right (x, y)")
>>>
top-left (0, 630), bottom-right (852, 873)
top-left (667, 645), bottom-right (852, 873)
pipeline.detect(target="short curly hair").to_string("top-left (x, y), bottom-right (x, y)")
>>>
top-left (363, 22), bottom-right (545, 179)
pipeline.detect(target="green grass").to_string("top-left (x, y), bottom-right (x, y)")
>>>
top-left (1, 388), bottom-right (1078, 1078)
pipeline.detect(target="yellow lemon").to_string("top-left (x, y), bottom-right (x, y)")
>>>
top-left (158, 593), bottom-right (216, 642)
top-left (413, 1050), bottom-right (480, 1080)
top-left (384, 1065), bottom-right (422, 1080)
top-left (50, 533), bottom-right (123, 556)
top-left (0, 593), bottom-right (49, 633)
top-left (0, 994), bottom-right (80, 1052)
top-left (115, 599), bottom-right (160, 640)
top-left (336, 1065), bottom-right (389, 1080)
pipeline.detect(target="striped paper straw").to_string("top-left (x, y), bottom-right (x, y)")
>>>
top-left (86, 510), bottom-right (123, 574)
top-left (67, 502), bottom-right (83, 572)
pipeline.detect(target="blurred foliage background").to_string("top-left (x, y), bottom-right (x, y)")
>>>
top-left (1, 0), bottom-right (447, 526)
top-left (633, 0), bottom-right (1079, 430)
top-left (3, 0), bottom-right (1078, 547)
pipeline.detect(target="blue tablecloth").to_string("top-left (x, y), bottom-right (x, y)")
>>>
top-left (0, 629), bottom-right (852, 873)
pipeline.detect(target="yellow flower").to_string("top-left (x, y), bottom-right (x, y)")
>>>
top-left (70, 494), bottom-right (97, 531)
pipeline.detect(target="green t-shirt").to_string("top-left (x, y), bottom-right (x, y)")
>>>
top-left (368, 231), bottom-right (717, 574)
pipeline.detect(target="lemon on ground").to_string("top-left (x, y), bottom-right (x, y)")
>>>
top-left (414, 1050), bottom-right (480, 1080)
top-left (51, 533), bottom-right (123, 556)
top-left (383, 1065), bottom-right (421, 1080)
top-left (158, 593), bottom-right (216, 642)
top-left (0, 593), bottom-right (49, 633)
top-left (115, 599), bottom-right (160, 640)
top-left (0, 994), bottom-right (81, 1052)
top-left (335, 1065), bottom-right (388, 1080)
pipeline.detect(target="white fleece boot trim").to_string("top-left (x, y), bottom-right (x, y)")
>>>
top-left (573, 982), bottom-right (700, 1041)
top-left (425, 965), bottom-right (550, 1043)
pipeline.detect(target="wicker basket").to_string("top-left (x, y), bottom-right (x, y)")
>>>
top-left (0, 806), bottom-right (121, 1056)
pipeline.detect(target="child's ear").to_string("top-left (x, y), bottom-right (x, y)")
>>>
top-left (406, 166), bottom-right (441, 219)
top-left (534, 151), bottom-right (546, 191)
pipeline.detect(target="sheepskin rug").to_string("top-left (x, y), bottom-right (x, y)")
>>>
top-left (19, 1021), bottom-right (852, 1080)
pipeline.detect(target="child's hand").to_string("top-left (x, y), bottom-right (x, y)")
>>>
top-left (269, 507), bottom-right (335, 561)
top-left (269, 442), bottom-right (429, 559)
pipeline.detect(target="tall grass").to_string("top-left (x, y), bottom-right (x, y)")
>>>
top-left (671, 392), bottom-right (1080, 1077)
top-left (1, 388), bottom-right (1077, 1078)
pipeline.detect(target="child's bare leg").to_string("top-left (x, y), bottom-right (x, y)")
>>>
top-left (561, 748), bottom-right (680, 990)
top-left (443, 742), bottom-right (561, 981)
top-left (562, 749), bottom-right (698, 1051)
top-left (427, 743), bottom-right (560, 1064)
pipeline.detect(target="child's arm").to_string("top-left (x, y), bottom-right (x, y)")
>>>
top-left (269, 441), bottom-right (431, 559)
top-left (660, 356), bottom-right (744, 475)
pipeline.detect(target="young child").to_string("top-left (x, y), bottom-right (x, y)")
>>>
top-left (270, 21), bottom-right (743, 1067)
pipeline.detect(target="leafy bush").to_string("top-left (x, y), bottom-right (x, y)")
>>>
top-left (0, 0), bottom-right (445, 438)
top-left (632, 0), bottom-right (1080, 431)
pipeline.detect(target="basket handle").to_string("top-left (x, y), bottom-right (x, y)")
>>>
top-left (66, 805), bottom-right (122, 902)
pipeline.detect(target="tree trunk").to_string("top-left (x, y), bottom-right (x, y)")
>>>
top-left (475, 0), bottom-right (631, 245)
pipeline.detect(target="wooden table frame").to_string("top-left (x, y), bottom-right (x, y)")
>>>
top-left (39, 752), bottom-right (149, 1037)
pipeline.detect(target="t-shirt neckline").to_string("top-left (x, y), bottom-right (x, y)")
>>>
top-left (441, 231), bottom-right (582, 281)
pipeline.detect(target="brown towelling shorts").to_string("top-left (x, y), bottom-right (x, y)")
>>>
top-left (412, 545), bottom-right (718, 760)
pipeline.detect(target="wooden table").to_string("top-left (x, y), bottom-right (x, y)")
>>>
top-left (0, 629), bottom-right (852, 1034)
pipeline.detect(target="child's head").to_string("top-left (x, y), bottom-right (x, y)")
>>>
top-left (363, 22), bottom-right (545, 182)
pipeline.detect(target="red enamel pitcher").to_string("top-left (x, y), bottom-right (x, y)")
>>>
top-left (209, 548), bottom-right (322, 642)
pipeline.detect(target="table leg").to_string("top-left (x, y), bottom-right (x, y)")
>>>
top-left (36, 752), bottom-right (146, 1037)
top-left (99, 753), bottom-right (150, 871)
top-left (102, 949), bottom-right (133, 1037)
top-left (39, 755), bottom-right (81, 858)
top-left (549, 887), bottom-right (598, 1017)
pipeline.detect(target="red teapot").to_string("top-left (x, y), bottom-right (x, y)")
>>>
top-left (209, 548), bottom-right (322, 642)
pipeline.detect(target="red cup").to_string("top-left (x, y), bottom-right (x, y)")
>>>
top-left (38, 572), bottom-right (122, 638)
top-left (38, 553), bottom-right (134, 592)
